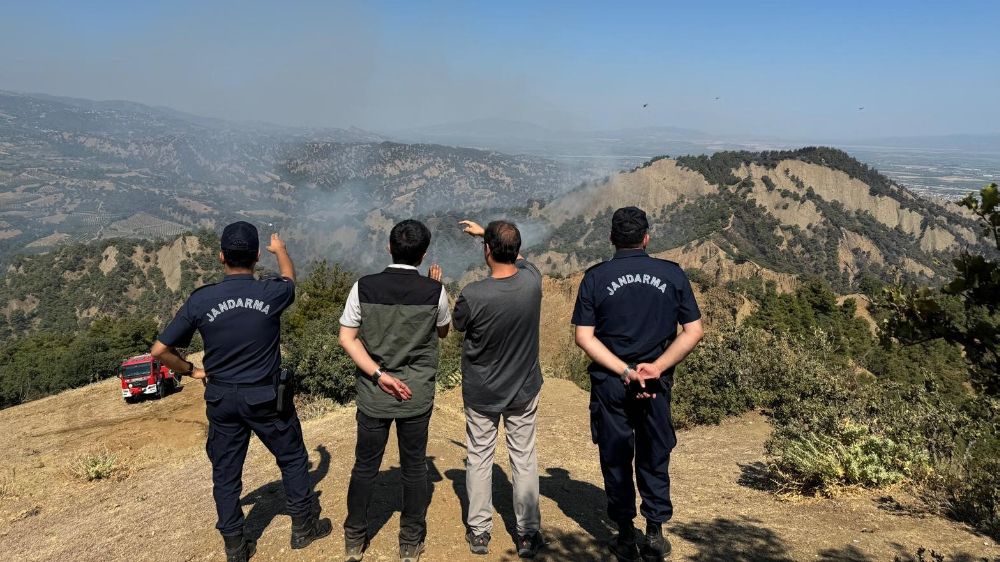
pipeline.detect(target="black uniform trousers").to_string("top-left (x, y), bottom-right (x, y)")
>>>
top-left (204, 381), bottom-right (315, 536)
top-left (344, 407), bottom-right (432, 547)
top-left (589, 372), bottom-right (676, 525)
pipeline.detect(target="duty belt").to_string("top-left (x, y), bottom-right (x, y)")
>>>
top-left (207, 377), bottom-right (274, 388)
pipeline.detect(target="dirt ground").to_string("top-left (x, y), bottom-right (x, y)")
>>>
top-left (0, 377), bottom-right (996, 562)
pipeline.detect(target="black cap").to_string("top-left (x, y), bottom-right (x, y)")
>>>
top-left (221, 221), bottom-right (259, 252)
top-left (611, 206), bottom-right (649, 246)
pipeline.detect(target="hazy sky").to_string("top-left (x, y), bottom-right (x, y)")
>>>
top-left (1, 0), bottom-right (998, 139)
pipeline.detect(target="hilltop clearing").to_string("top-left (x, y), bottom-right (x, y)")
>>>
top-left (0, 377), bottom-right (994, 561)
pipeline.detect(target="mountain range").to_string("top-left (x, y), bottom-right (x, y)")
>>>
top-left (1, 90), bottom-right (996, 337)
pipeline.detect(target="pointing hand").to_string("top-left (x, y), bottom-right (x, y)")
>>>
top-left (459, 220), bottom-right (485, 237)
top-left (266, 233), bottom-right (286, 254)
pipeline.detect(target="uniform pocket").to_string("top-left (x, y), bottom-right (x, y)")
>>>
top-left (589, 400), bottom-right (601, 444)
top-left (242, 386), bottom-right (278, 418)
top-left (205, 425), bottom-right (215, 459)
top-left (204, 386), bottom-right (225, 406)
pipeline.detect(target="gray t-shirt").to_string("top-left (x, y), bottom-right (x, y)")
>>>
top-left (453, 259), bottom-right (544, 413)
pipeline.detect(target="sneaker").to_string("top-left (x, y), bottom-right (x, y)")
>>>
top-left (466, 530), bottom-right (490, 555)
top-left (609, 526), bottom-right (640, 562)
top-left (640, 523), bottom-right (672, 562)
top-left (517, 531), bottom-right (544, 558)
top-left (399, 542), bottom-right (425, 562)
top-left (222, 534), bottom-right (257, 562)
top-left (344, 540), bottom-right (368, 562)
top-left (290, 507), bottom-right (333, 549)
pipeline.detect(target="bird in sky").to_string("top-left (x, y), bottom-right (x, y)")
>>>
top-left (714, 96), bottom-right (720, 101)
top-left (858, 106), bottom-right (865, 111)
top-left (642, 103), bottom-right (648, 108)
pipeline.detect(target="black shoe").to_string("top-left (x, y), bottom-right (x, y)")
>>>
top-left (517, 531), bottom-right (544, 558)
top-left (399, 542), bottom-right (425, 562)
top-left (290, 505), bottom-right (333, 550)
top-left (609, 526), bottom-right (640, 562)
top-left (640, 523), bottom-right (671, 562)
top-left (223, 534), bottom-right (257, 562)
top-left (466, 530), bottom-right (490, 555)
top-left (344, 539), bottom-right (368, 562)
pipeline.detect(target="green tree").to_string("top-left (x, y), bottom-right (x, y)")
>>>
top-left (884, 183), bottom-right (1000, 395)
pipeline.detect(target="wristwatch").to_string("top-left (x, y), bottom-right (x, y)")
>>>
top-left (370, 368), bottom-right (384, 385)
top-left (621, 365), bottom-right (634, 383)
top-left (177, 361), bottom-right (194, 376)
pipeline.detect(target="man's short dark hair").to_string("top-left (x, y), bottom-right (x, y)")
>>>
top-left (610, 206), bottom-right (649, 248)
top-left (222, 248), bottom-right (258, 269)
top-left (484, 220), bottom-right (521, 264)
top-left (389, 220), bottom-right (431, 266)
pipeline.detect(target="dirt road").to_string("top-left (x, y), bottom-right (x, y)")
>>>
top-left (0, 378), bottom-right (996, 561)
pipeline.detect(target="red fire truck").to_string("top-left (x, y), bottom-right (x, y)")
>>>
top-left (118, 354), bottom-right (181, 403)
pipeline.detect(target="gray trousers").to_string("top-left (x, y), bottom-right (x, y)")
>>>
top-left (464, 392), bottom-right (541, 536)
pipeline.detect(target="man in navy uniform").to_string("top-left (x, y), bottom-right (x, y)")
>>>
top-left (572, 207), bottom-right (704, 562)
top-left (151, 221), bottom-right (331, 562)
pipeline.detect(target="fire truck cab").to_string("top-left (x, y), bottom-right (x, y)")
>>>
top-left (118, 354), bottom-right (180, 403)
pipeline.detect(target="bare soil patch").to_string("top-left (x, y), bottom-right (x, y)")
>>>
top-left (0, 379), bottom-right (995, 561)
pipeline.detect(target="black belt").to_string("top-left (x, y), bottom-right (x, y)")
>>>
top-left (207, 377), bottom-right (274, 388)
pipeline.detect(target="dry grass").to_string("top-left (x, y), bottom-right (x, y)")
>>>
top-left (294, 394), bottom-right (340, 421)
top-left (0, 475), bottom-right (15, 501)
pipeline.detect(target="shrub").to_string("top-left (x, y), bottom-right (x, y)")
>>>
top-left (285, 326), bottom-right (357, 403)
top-left (671, 325), bottom-right (770, 427)
top-left (542, 327), bottom-right (592, 391)
top-left (70, 449), bottom-right (121, 481)
top-left (294, 393), bottom-right (339, 421)
top-left (769, 421), bottom-right (923, 493)
top-left (437, 331), bottom-right (464, 391)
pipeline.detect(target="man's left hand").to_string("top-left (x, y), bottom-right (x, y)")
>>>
top-left (632, 363), bottom-right (663, 400)
top-left (428, 263), bottom-right (442, 282)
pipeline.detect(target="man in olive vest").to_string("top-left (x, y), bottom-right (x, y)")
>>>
top-left (338, 219), bottom-right (450, 562)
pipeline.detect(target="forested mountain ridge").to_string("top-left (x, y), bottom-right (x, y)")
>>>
top-left (0, 91), bottom-right (583, 267)
top-left (3, 147), bottom-right (992, 344)
top-left (532, 147), bottom-right (992, 292)
top-left (0, 231), bottom-right (220, 341)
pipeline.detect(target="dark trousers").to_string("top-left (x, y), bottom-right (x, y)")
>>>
top-left (589, 373), bottom-right (676, 524)
top-left (344, 408), bottom-right (432, 546)
top-left (205, 383), bottom-right (315, 536)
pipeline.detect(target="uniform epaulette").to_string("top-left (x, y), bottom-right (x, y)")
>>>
top-left (584, 260), bottom-right (608, 274)
top-left (651, 257), bottom-right (681, 267)
top-left (188, 282), bottom-right (218, 296)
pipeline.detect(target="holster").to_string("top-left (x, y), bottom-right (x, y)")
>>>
top-left (275, 368), bottom-right (295, 414)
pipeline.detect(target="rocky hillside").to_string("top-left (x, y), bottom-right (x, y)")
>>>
top-left (0, 232), bottom-right (221, 340)
top-left (532, 148), bottom-right (993, 292)
top-left (0, 91), bottom-right (582, 265)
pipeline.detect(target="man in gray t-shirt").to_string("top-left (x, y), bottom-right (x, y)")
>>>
top-left (452, 219), bottom-right (544, 558)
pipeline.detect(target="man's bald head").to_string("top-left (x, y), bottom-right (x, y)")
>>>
top-left (484, 220), bottom-right (521, 264)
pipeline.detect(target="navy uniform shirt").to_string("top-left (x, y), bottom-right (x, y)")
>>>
top-left (571, 249), bottom-right (701, 380)
top-left (158, 274), bottom-right (295, 384)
